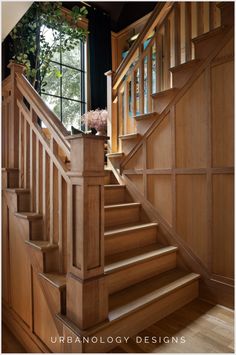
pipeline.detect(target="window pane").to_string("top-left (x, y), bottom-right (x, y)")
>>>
top-left (62, 67), bottom-right (81, 100)
top-left (62, 99), bottom-right (81, 131)
top-left (41, 94), bottom-right (61, 120)
top-left (41, 25), bottom-right (60, 62)
top-left (62, 41), bottom-right (82, 69)
top-left (43, 62), bottom-right (60, 96)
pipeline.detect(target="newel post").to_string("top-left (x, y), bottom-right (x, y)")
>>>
top-left (105, 70), bottom-right (118, 153)
top-left (7, 61), bottom-right (25, 169)
top-left (65, 134), bottom-right (108, 330)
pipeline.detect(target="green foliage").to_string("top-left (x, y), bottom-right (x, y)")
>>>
top-left (9, 2), bottom-right (88, 91)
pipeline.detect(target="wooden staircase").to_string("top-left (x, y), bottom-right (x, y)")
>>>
top-left (2, 1), bottom-right (234, 353)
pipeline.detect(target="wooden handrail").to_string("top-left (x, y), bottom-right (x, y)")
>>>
top-left (15, 73), bottom-right (71, 158)
top-left (113, 2), bottom-right (174, 89)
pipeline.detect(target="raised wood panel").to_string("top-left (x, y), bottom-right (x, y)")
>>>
top-left (175, 73), bottom-right (208, 168)
top-left (211, 60), bottom-right (234, 167)
top-left (2, 199), bottom-right (9, 303)
top-left (9, 213), bottom-right (32, 327)
top-left (176, 175), bottom-right (208, 266)
top-left (127, 174), bottom-right (144, 195)
top-left (125, 145), bottom-right (144, 170)
top-left (212, 174), bottom-right (234, 278)
top-left (33, 271), bottom-right (61, 353)
top-left (147, 175), bottom-right (172, 226)
top-left (147, 114), bottom-right (172, 169)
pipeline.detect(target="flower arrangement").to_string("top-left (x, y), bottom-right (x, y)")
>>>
top-left (82, 109), bottom-right (108, 134)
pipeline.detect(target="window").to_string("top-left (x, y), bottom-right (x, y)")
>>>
top-left (41, 26), bottom-right (87, 131)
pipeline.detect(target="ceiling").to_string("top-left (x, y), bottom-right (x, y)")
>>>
top-left (64, 1), bottom-right (157, 32)
top-left (1, 1), bottom-right (33, 41)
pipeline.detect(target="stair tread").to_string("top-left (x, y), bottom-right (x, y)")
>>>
top-left (25, 240), bottom-right (58, 251)
top-left (105, 222), bottom-right (158, 236)
top-left (104, 184), bottom-right (125, 189)
top-left (192, 25), bottom-right (227, 44)
top-left (133, 112), bottom-right (158, 120)
top-left (109, 269), bottom-right (200, 321)
top-left (170, 59), bottom-right (201, 73)
top-left (152, 87), bottom-right (178, 98)
top-left (5, 188), bottom-right (30, 194)
top-left (119, 133), bottom-right (140, 140)
top-left (104, 202), bottom-right (141, 210)
top-left (39, 272), bottom-right (66, 289)
top-left (105, 244), bottom-right (177, 273)
top-left (106, 152), bottom-right (124, 158)
top-left (15, 212), bottom-right (42, 220)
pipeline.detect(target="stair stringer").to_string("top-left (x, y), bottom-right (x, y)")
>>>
top-left (2, 188), bottom-right (65, 347)
top-left (109, 26), bottom-right (234, 308)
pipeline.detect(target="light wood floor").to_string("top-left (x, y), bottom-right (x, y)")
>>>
top-left (2, 299), bottom-right (234, 353)
top-left (111, 299), bottom-right (234, 353)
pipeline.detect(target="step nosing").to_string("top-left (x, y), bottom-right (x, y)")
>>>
top-left (105, 246), bottom-right (177, 273)
top-left (109, 274), bottom-right (199, 320)
top-left (104, 223), bottom-right (158, 236)
top-left (105, 202), bottom-right (141, 209)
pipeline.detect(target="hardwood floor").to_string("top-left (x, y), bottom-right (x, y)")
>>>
top-left (111, 299), bottom-right (234, 353)
top-left (2, 299), bottom-right (234, 353)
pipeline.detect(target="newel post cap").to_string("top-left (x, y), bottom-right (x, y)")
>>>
top-left (66, 133), bottom-right (109, 174)
top-left (7, 60), bottom-right (26, 74)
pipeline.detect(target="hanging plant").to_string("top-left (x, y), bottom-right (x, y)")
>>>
top-left (9, 2), bottom-right (88, 92)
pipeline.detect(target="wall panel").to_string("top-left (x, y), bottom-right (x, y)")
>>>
top-left (147, 114), bottom-right (172, 169)
top-left (147, 175), bottom-right (172, 226)
top-left (176, 175), bottom-right (208, 266)
top-left (175, 73), bottom-right (208, 168)
top-left (212, 174), bottom-right (234, 278)
top-left (211, 60), bottom-right (234, 167)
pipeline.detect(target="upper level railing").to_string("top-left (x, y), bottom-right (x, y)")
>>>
top-left (106, 2), bottom-right (221, 151)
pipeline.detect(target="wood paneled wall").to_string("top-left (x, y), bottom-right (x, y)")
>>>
top-left (122, 35), bottom-right (234, 306)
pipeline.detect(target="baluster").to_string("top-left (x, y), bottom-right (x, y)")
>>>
top-left (124, 80), bottom-right (129, 134)
top-left (209, 2), bottom-right (215, 31)
top-left (131, 71), bottom-right (137, 118)
top-left (139, 60), bottom-right (144, 114)
top-left (163, 19), bottom-right (171, 90)
top-left (36, 138), bottom-right (42, 214)
top-left (173, 3), bottom-right (181, 67)
top-left (30, 128), bottom-right (36, 211)
top-left (60, 175), bottom-right (68, 273)
top-left (185, 2), bottom-right (192, 61)
top-left (42, 148), bottom-right (50, 240)
top-left (118, 90), bottom-right (124, 144)
top-left (24, 119), bottom-right (30, 188)
top-left (147, 47), bottom-right (153, 112)
top-left (197, 2), bottom-right (204, 36)
top-left (155, 32), bottom-right (163, 92)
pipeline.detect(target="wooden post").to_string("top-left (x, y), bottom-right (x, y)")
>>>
top-left (7, 61), bottom-right (25, 169)
top-left (105, 70), bottom-right (118, 153)
top-left (65, 134), bottom-right (108, 330)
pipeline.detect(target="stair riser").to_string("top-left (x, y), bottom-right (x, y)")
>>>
top-left (4, 191), bottom-right (30, 213)
top-left (17, 218), bottom-right (43, 241)
top-left (105, 226), bottom-right (157, 256)
top-left (2, 170), bottom-right (19, 188)
top-left (78, 281), bottom-right (199, 353)
top-left (194, 32), bottom-right (227, 59)
top-left (105, 187), bottom-right (126, 205)
top-left (136, 116), bottom-right (157, 135)
top-left (105, 206), bottom-right (140, 228)
top-left (171, 65), bottom-right (199, 89)
top-left (106, 252), bottom-right (176, 294)
top-left (152, 92), bottom-right (177, 114)
top-left (27, 247), bottom-right (59, 273)
top-left (39, 276), bottom-right (66, 315)
top-left (104, 172), bottom-right (118, 185)
top-left (121, 138), bottom-right (140, 156)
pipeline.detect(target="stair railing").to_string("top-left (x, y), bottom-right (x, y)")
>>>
top-left (106, 2), bottom-right (221, 151)
top-left (2, 61), bottom-right (108, 330)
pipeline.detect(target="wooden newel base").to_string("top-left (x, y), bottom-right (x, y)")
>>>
top-left (65, 133), bottom-right (109, 331)
top-left (66, 273), bottom-right (108, 330)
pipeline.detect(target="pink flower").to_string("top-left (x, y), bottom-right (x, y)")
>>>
top-left (82, 109), bottom-right (108, 131)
